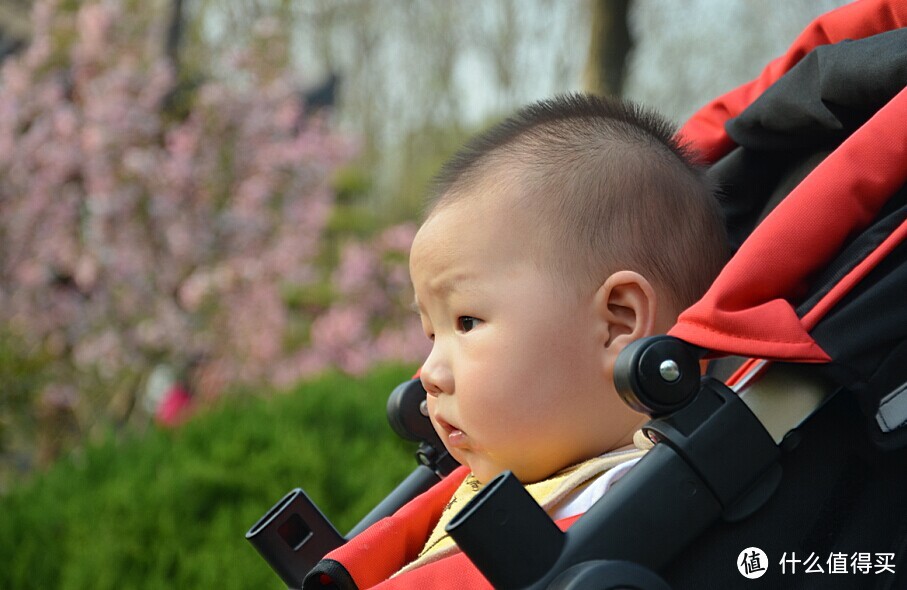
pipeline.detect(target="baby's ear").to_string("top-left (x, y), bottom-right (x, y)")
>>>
top-left (595, 270), bottom-right (658, 355)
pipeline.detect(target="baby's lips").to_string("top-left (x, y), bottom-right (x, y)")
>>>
top-left (435, 416), bottom-right (468, 447)
top-left (434, 416), bottom-right (455, 435)
top-left (445, 428), bottom-right (468, 448)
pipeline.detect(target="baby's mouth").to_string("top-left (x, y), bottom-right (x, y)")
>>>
top-left (436, 417), bottom-right (467, 448)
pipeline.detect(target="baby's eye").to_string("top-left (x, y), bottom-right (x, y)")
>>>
top-left (457, 316), bottom-right (480, 333)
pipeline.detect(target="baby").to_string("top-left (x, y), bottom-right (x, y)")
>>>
top-left (304, 93), bottom-right (728, 589)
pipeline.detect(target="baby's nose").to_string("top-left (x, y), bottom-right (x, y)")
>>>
top-left (420, 347), bottom-right (453, 396)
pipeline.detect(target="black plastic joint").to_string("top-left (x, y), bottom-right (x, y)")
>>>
top-left (643, 377), bottom-right (781, 518)
top-left (615, 336), bottom-right (704, 416)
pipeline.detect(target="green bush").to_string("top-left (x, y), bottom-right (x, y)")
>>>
top-left (0, 365), bottom-right (420, 589)
top-left (0, 331), bottom-right (52, 484)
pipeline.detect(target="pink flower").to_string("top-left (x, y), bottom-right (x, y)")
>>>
top-left (379, 223), bottom-right (418, 252)
top-left (74, 3), bottom-right (113, 63)
top-left (333, 242), bottom-right (379, 295)
top-left (155, 384), bottom-right (194, 428)
top-left (310, 306), bottom-right (369, 354)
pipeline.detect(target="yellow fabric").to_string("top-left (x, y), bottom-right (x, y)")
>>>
top-left (393, 442), bottom-right (648, 577)
top-left (634, 428), bottom-right (656, 450)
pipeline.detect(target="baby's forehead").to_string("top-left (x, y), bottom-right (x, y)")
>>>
top-left (417, 198), bottom-right (578, 281)
top-left (417, 185), bottom-right (535, 245)
top-left (435, 149), bottom-right (532, 203)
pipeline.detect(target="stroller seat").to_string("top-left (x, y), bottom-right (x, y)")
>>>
top-left (247, 1), bottom-right (907, 587)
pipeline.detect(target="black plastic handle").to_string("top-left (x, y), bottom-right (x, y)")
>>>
top-left (245, 488), bottom-right (345, 589)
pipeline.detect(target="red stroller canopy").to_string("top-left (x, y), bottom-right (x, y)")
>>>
top-left (669, 0), bottom-right (907, 365)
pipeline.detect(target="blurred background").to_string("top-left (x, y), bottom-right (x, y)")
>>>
top-left (0, 0), bottom-right (848, 587)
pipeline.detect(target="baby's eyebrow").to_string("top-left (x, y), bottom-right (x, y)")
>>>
top-left (428, 272), bottom-right (476, 297)
top-left (410, 300), bottom-right (422, 314)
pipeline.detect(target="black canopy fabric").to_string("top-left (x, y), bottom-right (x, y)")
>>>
top-left (713, 27), bottom-right (907, 248)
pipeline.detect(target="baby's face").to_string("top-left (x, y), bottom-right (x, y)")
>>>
top-left (409, 198), bottom-right (646, 484)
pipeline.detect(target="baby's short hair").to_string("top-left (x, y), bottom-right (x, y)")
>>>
top-left (427, 93), bottom-right (728, 310)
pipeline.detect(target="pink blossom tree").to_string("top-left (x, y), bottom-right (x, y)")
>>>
top-left (0, 0), bottom-right (428, 460)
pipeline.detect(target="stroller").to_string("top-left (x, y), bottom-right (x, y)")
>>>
top-left (246, 1), bottom-right (907, 587)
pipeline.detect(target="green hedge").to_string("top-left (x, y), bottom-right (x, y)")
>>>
top-left (0, 365), bottom-right (419, 589)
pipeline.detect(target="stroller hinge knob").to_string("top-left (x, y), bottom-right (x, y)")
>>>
top-left (614, 335), bottom-right (704, 416)
top-left (659, 360), bottom-right (681, 383)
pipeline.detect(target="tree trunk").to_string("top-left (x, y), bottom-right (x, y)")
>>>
top-left (0, 0), bottom-right (30, 63)
top-left (166, 0), bottom-right (184, 70)
top-left (583, 0), bottom-right (633, 97)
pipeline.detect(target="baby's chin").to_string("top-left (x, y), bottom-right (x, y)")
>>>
top-left (462, 454), bottom-right (558, 485)
top-left (471, 465), bottom-right (545, 487)
top-left (466, 463), bottom-right (506, 487)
